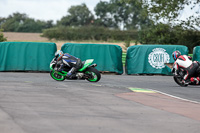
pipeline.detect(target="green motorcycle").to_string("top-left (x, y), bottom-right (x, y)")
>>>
top-left (50, 58), bottom-right (101, 82)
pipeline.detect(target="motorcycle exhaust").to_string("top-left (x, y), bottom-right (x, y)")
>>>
top-left (90, 64), bottom-right (97, 67)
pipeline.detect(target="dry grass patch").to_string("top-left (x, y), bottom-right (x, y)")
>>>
top-left (3, 32), bottom-right (136, 51)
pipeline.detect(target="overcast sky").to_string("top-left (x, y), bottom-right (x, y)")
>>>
top-left (0, 0), bottom-right (198, 23)
top-left (0, 0), bottom-right (109, 23)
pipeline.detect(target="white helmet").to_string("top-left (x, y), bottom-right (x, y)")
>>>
top-left (55, 50), bottom-right (63, 58)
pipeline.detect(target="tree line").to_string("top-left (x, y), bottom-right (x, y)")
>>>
top-left (0, 1), bottom-right (151, 32)
top-left (0, 0), bottom-right (200, 52)
top-left (0, 12), bottom-right (53, 33)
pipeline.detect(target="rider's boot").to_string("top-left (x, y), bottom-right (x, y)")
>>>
top-left (190, 77), bottom-right (200, 85)
top-left (182, 79), bottom-right (189, 85)
top-left (58, 64), bottom-right (64, 72)
top-left (66, 67), bottom-right (77, 79)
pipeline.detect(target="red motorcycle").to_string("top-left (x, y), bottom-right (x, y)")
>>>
top-left (166, 63), bottom-right (200, 87)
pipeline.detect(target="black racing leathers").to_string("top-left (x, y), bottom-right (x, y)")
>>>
top-left (57, 53), bottom-right (82, 78)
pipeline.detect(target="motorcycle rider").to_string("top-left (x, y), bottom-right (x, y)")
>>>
top-left (54, 50), bottom-right (82, 79)
top-left (172, 50), bottom-right (200, 85)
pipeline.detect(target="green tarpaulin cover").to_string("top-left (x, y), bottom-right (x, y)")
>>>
top-left (61, 43), bottom-right (123, 74)
top-left (0, 42), bottom-right (57, 71)
top-left (125, 45), bottom-right (188, 75)
top-left (192, 46), bottom-right (200, 62)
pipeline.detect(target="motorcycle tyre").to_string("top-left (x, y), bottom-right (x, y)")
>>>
top-left (50, 70), bottom-right (65, 81)
top-left (173, 76), bottom-right (188, 87)
top-left (85, 67), bottom-right (101, 82)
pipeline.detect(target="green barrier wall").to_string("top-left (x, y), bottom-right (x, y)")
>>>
top-left (0, 42), bottom-right (57, 71)
top-left (125, 45), bottom-right (188, 75)
top-left (61, 43), bottom-right (123, 74)
top-left (192, 46), bottom-right (200, 62)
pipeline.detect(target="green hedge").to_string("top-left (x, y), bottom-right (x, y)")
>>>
top-left (138, 23), bottom-right (200, 53)
top-left (42, 26), bottom-right (138, 41)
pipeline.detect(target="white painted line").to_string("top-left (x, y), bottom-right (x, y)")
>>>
top-left (149, 89), bottom-right (200, 104)
top-left (128, 86), bottom-right (200, 104)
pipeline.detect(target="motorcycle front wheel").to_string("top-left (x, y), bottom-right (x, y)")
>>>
top-left (173, 76), bottom-right (188, 87)
top-left (50, 70), bottom-right (65, 81)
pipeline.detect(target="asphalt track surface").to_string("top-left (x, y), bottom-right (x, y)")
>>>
top-left (0, 72), bottom-right (200, 133)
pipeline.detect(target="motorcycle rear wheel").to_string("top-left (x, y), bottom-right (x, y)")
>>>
top-left (85, 67), bottom-right (101, 82)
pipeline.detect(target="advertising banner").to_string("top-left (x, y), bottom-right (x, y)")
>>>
top-left (125, 45), bottom-right (188, 75)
